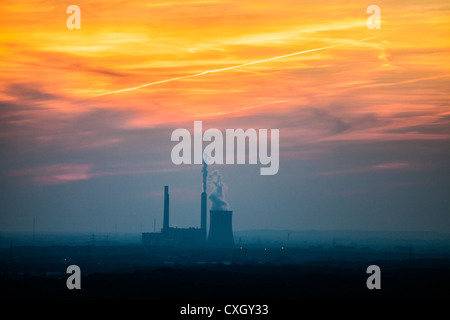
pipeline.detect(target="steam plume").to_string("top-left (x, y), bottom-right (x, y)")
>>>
top-left (208, 170), bottom-right (229, 211)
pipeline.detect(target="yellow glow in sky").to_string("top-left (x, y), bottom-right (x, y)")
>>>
top-left (0, 0), bottom-right (449, 137)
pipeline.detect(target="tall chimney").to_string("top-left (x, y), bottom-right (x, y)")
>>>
top-left (208, 210), bottom-right (234, 248)
top-left (201, 160), bottom-right (208, 240)
top-left (163, 186), bottom-right (169, 230)
top-left (201, 191), bottom-right (207, 239)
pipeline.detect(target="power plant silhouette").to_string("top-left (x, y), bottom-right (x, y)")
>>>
top-left (208, 210), bottom-right (234, 248)
top-left (142, 165), bottom-right (235, 248)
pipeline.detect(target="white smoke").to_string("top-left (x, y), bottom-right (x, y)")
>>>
top-left (208, 170), bottom-right (229, 211)
top-left (202, 160), bottom-right (208, 193)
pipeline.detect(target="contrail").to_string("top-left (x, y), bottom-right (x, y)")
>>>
top-left (95, 44), bottom-right (339, 97)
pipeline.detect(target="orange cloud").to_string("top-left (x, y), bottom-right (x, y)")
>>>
top-left (9, 164), bottom-right (94, 185)
top-left (0, 0), bottom-right (448, 142)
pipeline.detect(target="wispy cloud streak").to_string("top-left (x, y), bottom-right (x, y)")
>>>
top-left (95, 43), bottom-right (347, 97)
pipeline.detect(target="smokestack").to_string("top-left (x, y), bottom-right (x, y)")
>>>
top-left (201, 160), bottom-right (208, 240)
top-left (202, 159), bottom-right (208, 193)
top-left (208, 210), bottom-right (234, 248)
top-left (201, 192), bottom-right (207, 239)
top-left (163, 186), bottom-right (169, 230)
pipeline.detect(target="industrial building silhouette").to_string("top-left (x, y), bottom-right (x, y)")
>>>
top-left (208, 210), bottom-right (234, 248)
top-left (142, 185), bottom-right (235, 248)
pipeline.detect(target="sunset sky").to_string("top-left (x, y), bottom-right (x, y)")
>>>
top-left (1, 0), bottom-right (449, 233)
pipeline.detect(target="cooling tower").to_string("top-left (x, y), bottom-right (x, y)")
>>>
top-left (208, 210), bottom-right (234, 248)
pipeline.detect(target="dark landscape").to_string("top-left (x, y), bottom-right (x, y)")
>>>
top-left (1, 231), bottom-right (449, 302)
